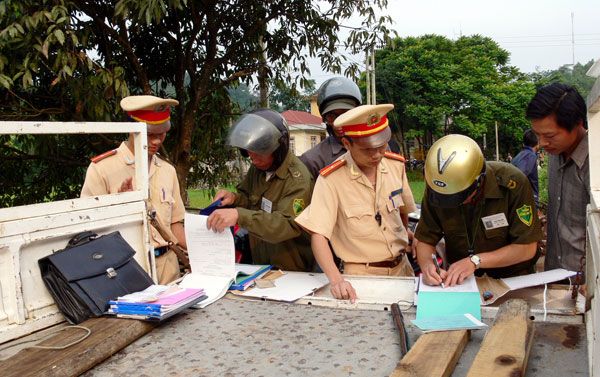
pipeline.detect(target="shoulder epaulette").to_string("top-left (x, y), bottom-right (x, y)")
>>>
top-left (90, 149), bottom-right (117, 163)
top-left (319, 159), bottom-right (346, 177)
top-left (384, 151), bottom-right (406, 162)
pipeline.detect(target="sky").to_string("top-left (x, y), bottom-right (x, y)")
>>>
top-left (309, 0), bottom-right (600, 87)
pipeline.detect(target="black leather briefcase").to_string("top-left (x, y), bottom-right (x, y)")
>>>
top-left (38, 231), bottom-right (154, 324)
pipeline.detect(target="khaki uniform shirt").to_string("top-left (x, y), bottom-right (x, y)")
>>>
top-left (295, 151), bottom-right (417, 263)
top-left (234, 150), bottom-right (315, 272)
top-left (416, 162), bottom-right (542, 278)
top-left (545, 134), bottom-right (590, 272)
top-left (81, 142), bottom-right (186, 248)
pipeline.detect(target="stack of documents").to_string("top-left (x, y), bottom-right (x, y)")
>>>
top-left (107, 285), bottom-right (206, 321)
top-left (230, 264), bottom-right (272, 291)
top-left (413, 274), bottom-right (486, 332)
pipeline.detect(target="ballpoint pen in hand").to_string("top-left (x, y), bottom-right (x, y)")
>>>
top-left (432, 253), bottom-right (445, 288)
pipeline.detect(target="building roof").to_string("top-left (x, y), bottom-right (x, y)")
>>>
top-left (281, 110), bottom-right (323, 126)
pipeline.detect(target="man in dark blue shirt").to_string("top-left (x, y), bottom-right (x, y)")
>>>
top-left (511, 129), bottom-right (539, 205)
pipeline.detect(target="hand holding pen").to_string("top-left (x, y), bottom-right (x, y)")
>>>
top-left (432, 253), bottom-right (445, 288)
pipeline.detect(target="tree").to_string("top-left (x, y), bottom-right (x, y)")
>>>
top-left (375, 34), bottom-right (535, 159)
top-left (529, 60), bottom-right (596, 98)
top-left (269, 79), bottom-right (317, 112)
top-left (0, 0), bottom-right (394, 206)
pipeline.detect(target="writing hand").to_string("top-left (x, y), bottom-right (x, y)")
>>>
top-left (421, 262), bottom-right (447, 287)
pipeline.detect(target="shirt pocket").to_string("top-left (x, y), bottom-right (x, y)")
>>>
top-left (483, 227), bottom-right (507, 240)
top-left (343, 205), bottom-right (374, 236)
top-left (386, 198), bottom-right (404, 232)
top-left (386, 192), bottom-right (404, 213)
top-left (158, 189), bottom-right (174, 223)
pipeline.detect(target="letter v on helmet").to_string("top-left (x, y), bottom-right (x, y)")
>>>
top-left (437, 148), bottom-right (456, 174)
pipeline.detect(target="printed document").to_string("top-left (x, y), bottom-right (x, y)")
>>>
top-left (179, 213), bottom-right (235, 308)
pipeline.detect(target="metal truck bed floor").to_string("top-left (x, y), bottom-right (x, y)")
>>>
top-left (83, 298), bottom-right (587, 377)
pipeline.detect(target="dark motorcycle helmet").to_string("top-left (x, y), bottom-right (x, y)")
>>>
top-left (225, 108), bottom-right (290, 171)
top-left (318, 76), bottom-right (361, 112)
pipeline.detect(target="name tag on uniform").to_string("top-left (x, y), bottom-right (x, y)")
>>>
top-left (481, 213), bottom-right (509, 230)
top-left (261, 197), bottom-right (273, 213)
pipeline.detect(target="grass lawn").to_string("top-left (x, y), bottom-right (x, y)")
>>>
top-left (188, 186), bottom-right (236, 208)
top-left (188, 171), bottom-right (427, 209)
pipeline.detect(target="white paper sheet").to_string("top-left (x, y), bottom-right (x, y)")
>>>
top-left (418, 274), bottom-right (479, 293)
top-left (239, 272), bottom-right (329, 302)
top-left (180, 213), bottom-right (236, 308)
top-left (179, 274), bottom-right (233, 308)
top-left (184, 213), bottom-right (234, 277)
top-left (502, 268), bottom-right (577, 290)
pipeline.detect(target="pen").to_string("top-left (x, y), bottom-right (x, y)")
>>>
top-left (162, 188), bottom-right (165, 200)
top-left (432, 253), bottom-right (445, 288)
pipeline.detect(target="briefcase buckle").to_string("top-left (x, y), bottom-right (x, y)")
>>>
top-left (106, 267), bottom-right (117, 279)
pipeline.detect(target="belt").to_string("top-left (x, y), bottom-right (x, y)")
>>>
top-left (367, 254), bottom-right (403, 268)
top-left (154, 246), bottom-right (168, 257)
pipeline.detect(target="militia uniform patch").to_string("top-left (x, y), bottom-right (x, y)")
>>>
top-left (508, 179), bottom-right (517, 189)
top-left (293, 198), bottom-right (305, 216)
top-left (516, 204), bottom-right (533, 226)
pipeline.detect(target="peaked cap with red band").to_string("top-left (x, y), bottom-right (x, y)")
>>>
top-left (333, 104), bottom-right (393, 148)
top-left (120, 95), bottom-right (179, 132)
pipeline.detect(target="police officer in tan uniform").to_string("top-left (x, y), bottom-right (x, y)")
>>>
top-left (295, 104), bottom-right (416, 303)
top-left (206, 108), bottom-right (315, 272)
top-left (81, 95), bottom-right (186, 284)
top-left (416, 135), bottom-right (542, 287)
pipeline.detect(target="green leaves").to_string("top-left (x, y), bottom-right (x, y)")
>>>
top-left (376, 34), bottom-right (535, 158)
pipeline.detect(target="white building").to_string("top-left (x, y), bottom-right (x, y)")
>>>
top-left (281, 110), bottom-right (326, 156)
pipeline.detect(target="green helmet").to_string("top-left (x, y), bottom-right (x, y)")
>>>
top-left (424, 134), bottom-right (486, 208)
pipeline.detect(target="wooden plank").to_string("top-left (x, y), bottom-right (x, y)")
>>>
top-left (466, 299), bottom-right (534, 377)
top-left (390, 330), bottom-right (470, 377)
top-left (0, 317), bottom-right (156, 377)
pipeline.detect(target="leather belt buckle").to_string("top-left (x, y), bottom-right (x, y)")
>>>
top-left (368, 254), bottom-right (403, 268)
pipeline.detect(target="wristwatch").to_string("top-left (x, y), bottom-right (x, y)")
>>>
top-left (470, 254), bottom-right (482, 269)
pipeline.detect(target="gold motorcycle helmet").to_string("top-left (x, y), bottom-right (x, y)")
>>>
top-left (424, 134), bottom-right (486, 208)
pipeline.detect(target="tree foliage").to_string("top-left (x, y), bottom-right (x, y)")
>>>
top-left (0, 0), bottom-right (393, 206)
top-left (528, 59), bottom-right (596, 99)
top-left (375, 34), bottom-right (536, 159)
top-left (269, 79), bottom-right (316, 112)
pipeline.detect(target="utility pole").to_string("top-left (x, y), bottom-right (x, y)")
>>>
top-left (365, 48), bottom-right (371, 105)
top-left (571, 12), bottom-right (575, 67)
top-left (371, 46), bottom-right (376, 105)
top-left (495, 121), bottom-right (499, 161)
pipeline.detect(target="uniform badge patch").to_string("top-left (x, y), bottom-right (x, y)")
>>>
top-left (516, 205), bottom-right (532, 226)
top-left (293, 199), bottom-right (305, 216)
top-left (508, 179), bottom-right (517, 189)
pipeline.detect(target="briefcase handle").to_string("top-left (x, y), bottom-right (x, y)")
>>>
top-left (66, 231), bottom-right (98, 249)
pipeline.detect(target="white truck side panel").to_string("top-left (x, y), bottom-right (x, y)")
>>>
top-left (587, 83), bottom-right (600, 376)
top-left (0, 122), bottom-right (153, 343)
